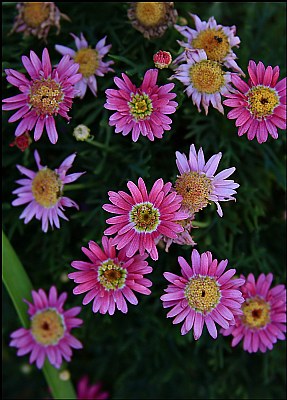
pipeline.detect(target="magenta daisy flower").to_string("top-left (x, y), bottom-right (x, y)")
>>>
top-left (12, 150), bottom-right (85, 233)
top-left (104, 68), bottom-right (178, 142)
top-left (174, 144), bottom-right (239, 217)
top-left (102, 177), bottom-right (189, 261)
top-left (171, 48), bottom-right (235, 114)
top-left (69, 236), bottom-right (153, 315)
top-left (9, 286), bottom-right (83, 369)
top-left (55, 32), bottom-right (114, 99)
top-left (221, 273), bottom-right (286, 353)
top-left (223, 60), bottom-right (286, 143)
top-left (77, 376), bottom-right (109, 400)
top-left (2, 48), bottom-right (82, 144)
top-left (160, 249), bottom-right (245, 339)
top-left (173, 13), bottom-right (244, 75)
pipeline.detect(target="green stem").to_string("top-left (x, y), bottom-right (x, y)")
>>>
top-left (2, 231), bottom-right (77, 399)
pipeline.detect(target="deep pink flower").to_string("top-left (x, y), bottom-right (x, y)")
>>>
top-left (221, 273), bottom-right (286, 353)
top-left (161, 249), bottom-right (245, 340)
top-left (55, 32), bottom-right (114, 99)
top-left (10, 286), bottom-right (83, 369)
top-left (77, 376), bottom-right (109, 400)
top-left (12, 150), bottom-right (85, 232)
top-left (174, 144), bottom-right (239, 217)
top-left (2, 48), bottom-right (82, 144)
top-left (153, 50), bottom-right (172, 69)
top-left (223, 60), bottom-right (286, 143)
top-left (102, 177), bottom-right (189, 261)
top-left (104, 68), bottom-right (178, 142)
top-left (69, 236), bottom-right (153, 315)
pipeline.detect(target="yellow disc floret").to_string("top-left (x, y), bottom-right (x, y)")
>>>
top-left (31, 309), bottom-right (65, 345)
top-left (192, 28), bottom-right (230, 62)
top-left (189, 60), bottom-right (225, 94)
top-left (130, 201), bottom-right (160, 232)
top-left (135, 2), bottom-right (166, 27)
top-left (29, 79), bottom-right (63, 116)
top-left (74, 48), bottom-right (99, 78)
top-left (241, 296), bottom-right (270, 329)
top-left (98, 260), bottom-right (127, 290)
top-left (247, 85), bottom-right (279, 119)
top-left (32, 168), bottom-right (62, 208)
top-left (128, 93), bottom-right (153, 121)
top-left (22, 2), bottom-right (50, 28)
top-left (185, 276), bottom-right (221, 313)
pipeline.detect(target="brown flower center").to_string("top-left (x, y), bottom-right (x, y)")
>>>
top-left (189, 60), bottom-right (225, 94)
top-left (247, 85), bottom-right (279, 119)
top-left (185, 276), bottom-right (221, 313)
top-left (192, 28), bottom-right (230, 62)
top-left (31, 309), bottom-right (65, 345)
top-left (135, 2), bottom-right (166, 27)
top-left (98, 260), bottom-right (127, 290)
top-left (241, 296), bottom-right (270, 329)
top-left (32, 168), bottom-right (62, 208)
top-left (22, 2), bottom-right (50, 28)
top-left (74, 48), bottom-right (99, 78)
top-left (129, 201), bottom-right (160, 232)
top-left (29, 79), bottom-right (64, 116)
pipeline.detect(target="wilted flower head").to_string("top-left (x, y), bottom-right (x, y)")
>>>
top-left (12, 150), bottom-right (85, 232)
top-left (77, 376), bottom-right (109, 399)
top-left (9, 131), bottom-right (32, 152)
top-left (171, 48), bottom-right (235, 114)
top-left (221, 273), bottom-right (286, 353)
top-left (153, 50), bottom-right (172, 69)
top-left (223, 60), bottom-right (286, 143)
top-left (104, 68), bottom-right (178, 142)
top-left (127, 2), bottom-right (178, 39)
top-left (73, 124), bottom-right (91, 141)
top-left (10, 286), bottom-right (83, 369)
top-left (2, 48), bottom-right (82, 144)
top-left (11, 2), bottom-right (70, 41)
top-left (161, 249), bottom-right (245, 339)
top-left (55, 32), bottom-right (114, 99)
top-left (174, 13), bottom-right (244, 75)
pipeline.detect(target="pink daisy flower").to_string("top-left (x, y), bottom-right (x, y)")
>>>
top-left (221, 273), bottom-right (286, 353)
top-left (174, 144), bottom-right (239, 217)
top-left (171, 48), bottom-right (235, 114)
top-left (173, 13), bottom-right (244, 75)
top-left (223, 60), bottom-right (286, 143)
top-left (2, 48), bottom-right (82, 144)
top-left (77, 376), bottom-right (109, 400)
top-left (55, 32), bottom-right (114, 99)
top-left (12, 150), bottom-right (85, 233)
top-left (9, 286), bottom-right (83, 369)
top-left (160, 249), bottom-right (245, 339)
top-left (102, 177), bottom-right (189, 261)
top-left (68, 236), bottom-right (153, 315)
top-left (104, 68), bottom-right (178, 142)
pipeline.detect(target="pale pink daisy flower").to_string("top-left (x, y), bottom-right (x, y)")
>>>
top-left (102, 177), bottom-right (189, 261)
top-left (104, 68), bottom-right (178, 142)
top-left (12, 150), bottom-right (85, 233)
top-left (221, 273), bottom-right (286, 353)
top-left (2, 48), bottom-right (82, 144)
top-left (223, 60), bottom-right (286, 143)
top-left (77, 376), bottom-right (109, 400)
top-left (161, 248), bottom-right (245, 339)
top-left (69, 236), bottom-right (153, 315)
top-left (174, 144), bottom-right (239, 217)
top-left (9, 286), bottom-right (83, 369)
top-left (173, 13), bottom-right (244, 75)
top-left (55, 32), bottom-right (114, 99)
top-left (171, 48), bottom-right (235, 114)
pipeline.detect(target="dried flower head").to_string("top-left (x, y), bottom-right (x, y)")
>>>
top-left (9, 131), bottom-right (32, 152)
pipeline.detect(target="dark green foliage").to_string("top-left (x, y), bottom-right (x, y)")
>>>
top-left (2, 2), bottom-right (286, 399)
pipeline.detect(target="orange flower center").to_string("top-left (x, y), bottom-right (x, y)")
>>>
top-left (135, 2), bottom-right (166, 27)
top-left (31, 309), bottom-right (65, 345)
top-left (22, 2), bottom-right (50, 28)
top-left (241, 296), bottom-right (270, 329)
top-left (74, 48), bottom-right (99, 78)
top-left (192, 28), bottom-right (230, 62)
top-left (32, 168), bottom-right (62, 208)
top-left (29, 79), bottom-right (64, 116)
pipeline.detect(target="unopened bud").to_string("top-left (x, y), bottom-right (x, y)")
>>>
top-left (153, 50), bottom-right (172, 69)
top-left (73, 124), bottom-right (91, 141)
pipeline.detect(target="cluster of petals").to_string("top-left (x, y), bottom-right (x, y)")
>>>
top-left (69, 236), bottom-right (153, 315)
top-left (55, 32), bottom-right (114, 99)
top-left (103, 177), bottom-right (189, 261)
top-left (161, 249), bottom-right (245, 339)
top-left (2, 48), bottom-right (82, 144)
top-left (173, 13), bottom-right (244, 75)
top-left (12, 150), bottom-right (85, 232)
top-left (221, 273), bottom-right (286, 353)
top-left (10, 286), bottom-right (83, 369)
top-left (223, 60), bottom-right (286, 143)
top-left (77, 375), bottom-right (109, 400)
top-left (175, 144), bottom-right (239, 217)
top-left (104, 68), bottom-right (178, 142)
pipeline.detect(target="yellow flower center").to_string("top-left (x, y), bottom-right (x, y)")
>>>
top-left (32, 168), bottom-right (62, 208)
top-left (135, 2), bottom-right (166, 27)
top-left (31, 309), bottom-right (65, 346)
top-left (175, 171), bottom-right (213, 214)
top-left (241, 296), bottom-right (270, 329)
top-left (98, 260), bottom-right (127, 290)
top-left (185, 276), bottom-right (221, 313)
top-left (189, 60), bottom-right (225, 94)
top-left (128, 93), bottom-right (153, 121)
top-left (22, 2), bottom-right (50, 28)
top-left (247, 85), bottom-right (279, 119)
top-left (29, 79), bottom-right (63, 116)
top-left (192, 28), bottom-right (230, 62)
top-left (74, 48), bottom-right (99, 78)
top-left (130, 201), bottom-right (160, 232)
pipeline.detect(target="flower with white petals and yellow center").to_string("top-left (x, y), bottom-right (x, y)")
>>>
top-left (98, 260), bottom-right (127, 290)
top-left (246, 85), bottom-right (279, 119)
top-left (241, 296), bottom-right (271, 329)
top-left (130, 202), bottom-right (160, 232)
top-left (31, 308), bottom-right (66, 346)
top-left (185, 276), bottom-right (221, 314)
top-left (74, 48), bottom-right (100, 78)
top-left (32, 168), bottom-right (62, 208)
top-left (29, 79), bottom-right (64, 116)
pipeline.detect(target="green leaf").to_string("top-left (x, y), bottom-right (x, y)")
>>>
top-left (2, 231), bottom-right (77, 399)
